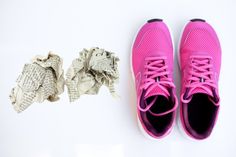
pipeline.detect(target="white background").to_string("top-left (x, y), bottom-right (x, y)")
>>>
top-left (0, 0), bottom-right (236, 157)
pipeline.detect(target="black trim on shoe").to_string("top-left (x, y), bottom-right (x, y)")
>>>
top-left (147, 19), bottom-right (163, 23)
top-left (190, 18), bottom-right (206, 22)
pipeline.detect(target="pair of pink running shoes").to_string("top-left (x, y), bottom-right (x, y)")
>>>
top-left (131, 18), bottom-right (221, 140)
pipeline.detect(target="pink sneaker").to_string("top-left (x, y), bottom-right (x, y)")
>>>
top-left (179, 19), bottom-right (221, 140)
top-left (131, 19), bottom-right (178, 139)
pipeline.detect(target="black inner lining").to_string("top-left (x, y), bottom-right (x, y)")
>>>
top-left (146, 96), bottom-right (174, 134)
top-left (188, 93), bottom-right (218, 135)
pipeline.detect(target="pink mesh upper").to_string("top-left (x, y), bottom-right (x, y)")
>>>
top-left (132, 22), bottom-right (174, 89)
top-left (180, 21), bottom-right (221, 74)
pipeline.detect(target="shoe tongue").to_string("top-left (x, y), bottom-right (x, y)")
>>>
top-left (188, 87), bottom-right (213, 98)
top-left (186, 87), bottom-right (219, 106)
top-left (144, 86), bottom-right (170, 99)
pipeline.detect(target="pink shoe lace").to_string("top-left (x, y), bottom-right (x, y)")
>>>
top-left (139, 56), bottom-right (175, 112)
top-left (182, 55), bottom-right (217, 103)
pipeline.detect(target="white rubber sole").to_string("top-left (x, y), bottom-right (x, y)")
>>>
top-left (130, 19), bottom-right (175, 140)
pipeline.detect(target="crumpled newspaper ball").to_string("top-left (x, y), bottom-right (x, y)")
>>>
top-left (9, 52), bottom-right (65, 113)
top-left (66, 47), bottom-right (119, 102)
